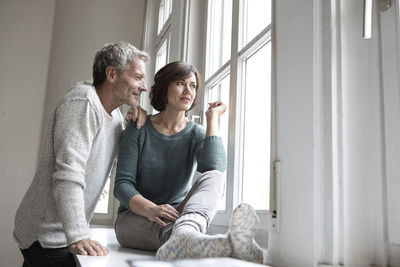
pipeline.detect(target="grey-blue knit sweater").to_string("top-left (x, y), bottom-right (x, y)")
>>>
top-left (114, 116), bottom-right (227, 214)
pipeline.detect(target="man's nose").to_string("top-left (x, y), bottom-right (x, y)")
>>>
top-left (140, 80), bottom-right (147, 92)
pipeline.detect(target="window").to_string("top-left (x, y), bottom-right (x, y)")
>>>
top-left (158, 0), bottom-right (172, 34)
top-left (140, 0), bottom-right (273, 230)
top-left (204, 0), bottom-right (272, 226)
top-left (241, 42), bottom-right (271, 210)
top-left (91, 161), bottom-right (118, 226)
top-left (206, 73), bottom-right (230, 210)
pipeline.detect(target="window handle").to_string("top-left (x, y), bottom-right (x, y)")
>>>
top-left (363, 0), bottom-right (392, 39)
top-left (363, 0), bottom-right (373, 39)
top-left (270, 161), bottom-right (280, 233)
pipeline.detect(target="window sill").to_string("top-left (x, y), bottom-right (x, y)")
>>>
top-left (76, 226), bottom-right (269, 267)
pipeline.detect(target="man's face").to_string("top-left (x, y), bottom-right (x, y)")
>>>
top-left (113, 59), bottom-right (147, 106)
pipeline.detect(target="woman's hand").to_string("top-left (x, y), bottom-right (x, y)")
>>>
top-left (205, 100), bottom-right (226, 136)
top-left (145, 204), bottom-right (180, 227)
top-left (205, 100), bottom-right (226, 120)
top-left (129, 195), bottom-right (179, 227)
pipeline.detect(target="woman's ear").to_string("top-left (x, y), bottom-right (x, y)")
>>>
top-left (105, 66), bottom-right (118, 83)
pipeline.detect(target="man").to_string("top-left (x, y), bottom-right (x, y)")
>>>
top-left (14, 41), bottom-right (149, 267)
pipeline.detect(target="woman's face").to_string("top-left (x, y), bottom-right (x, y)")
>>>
top-left (166, 73), bottom-right (197, 112)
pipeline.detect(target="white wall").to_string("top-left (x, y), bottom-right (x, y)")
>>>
top-left (0, 1), bottom-right (55, 266)
top-left (268, 1), bottom-right (315, 266)
top-left (0, 0), bottom-right (145, 266)
top-left (40, 0), bottom-right (146, 152)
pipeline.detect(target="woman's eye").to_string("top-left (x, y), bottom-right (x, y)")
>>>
top-left (177, 81), bottom-right (184, 85)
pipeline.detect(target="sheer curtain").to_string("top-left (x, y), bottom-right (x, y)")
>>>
top-left (315, 0), bottom-right (397, 266)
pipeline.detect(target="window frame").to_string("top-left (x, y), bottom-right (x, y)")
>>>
top-left (202, 0), bottom-right (273, 229)
top-left (139, 0), bottom-right (274, 231)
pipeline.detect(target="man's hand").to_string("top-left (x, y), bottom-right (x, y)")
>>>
top-left (145, 204), bottom-right (180, 227)
top-left (125, 106), bottom-right (147, 129)
top-left (69, 238), bottom-right (110, 256)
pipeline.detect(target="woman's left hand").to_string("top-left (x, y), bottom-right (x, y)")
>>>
top-left (205, 100), bottom-right (226, 119)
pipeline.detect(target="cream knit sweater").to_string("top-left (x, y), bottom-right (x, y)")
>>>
top-left (14, 82), bottom-right (123, 249)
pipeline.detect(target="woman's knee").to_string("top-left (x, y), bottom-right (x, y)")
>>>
top-left (199, 170), bottom-right (226, 193)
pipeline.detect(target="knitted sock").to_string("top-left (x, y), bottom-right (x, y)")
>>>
top-left (156, 213), bottom-right (232, 260)
top-left (228, 203), bottom-right (264, 263)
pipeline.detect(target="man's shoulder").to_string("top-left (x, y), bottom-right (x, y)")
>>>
top-left (57, 82), bottom-right (102, 113)
top-left (62, 81), bottom-right (97, 102)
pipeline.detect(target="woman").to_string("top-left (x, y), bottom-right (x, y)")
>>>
top-left (114, 61), bottom-right (265, 263)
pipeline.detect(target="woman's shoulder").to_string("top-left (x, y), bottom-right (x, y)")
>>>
top-left (190, 121), bottom-right (206, 138)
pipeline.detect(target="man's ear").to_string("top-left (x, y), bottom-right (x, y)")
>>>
top-left (105, 66), bottom-right (118, 83)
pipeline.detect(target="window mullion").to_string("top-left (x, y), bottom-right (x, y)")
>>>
top-left (226, 0), bottom-right (241, 216)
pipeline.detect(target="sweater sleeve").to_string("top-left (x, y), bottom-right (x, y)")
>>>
top-left (195, 134), bottom-right (227, 173)
top-left (114, 121), bottom-right (141, 210)
top-left (52, 99), bottom-right (99, 245)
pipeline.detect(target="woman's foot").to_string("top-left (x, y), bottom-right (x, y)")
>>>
top-left (156, 230), bottom-right (231, 260)
top-left (228, 203), bottom-right (264, 263)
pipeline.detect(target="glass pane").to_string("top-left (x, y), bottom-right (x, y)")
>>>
top-left (158, 0), bottom-right (173, 33)
top-left (208, 74), bottom-right (230, 210)
top-left (206, 0), bottom-right (232, 79)
top-left (242, 42), bottom-right (271, 210)
top-left (156, 39), bottom-right (168, 73)
top-left (241, 0), bottom-right (271, 49)
top-left (153, 39), bottom-right (168, 115)
top-left (94, 177), bottom-right (111, 214)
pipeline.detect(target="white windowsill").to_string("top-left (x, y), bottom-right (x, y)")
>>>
top-left (76, 226), bottom-right (269, 267)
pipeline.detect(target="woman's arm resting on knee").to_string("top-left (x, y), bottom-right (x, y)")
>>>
top-left (129, 195), bottom-right (179, 227)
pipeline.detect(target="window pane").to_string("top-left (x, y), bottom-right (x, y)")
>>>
top-left (208, 74), bottom-right (230, 210)
top-left (241, 0), bottom-right (271, 49)
top-left (94, 177), bottom-right (111, 214)
top-left (158, 0), bottom-right (173, 33)
top-left (242, 42), bottom-right (271, 210)
top-left (156, 39), bottom-right (168, 72)
top-left (206, 0), bottom-right (232, 79)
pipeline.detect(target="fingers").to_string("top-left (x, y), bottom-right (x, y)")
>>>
top-left (69, 239), bottom-right (109, 256)
top-left (131, 106), bottom-right (139, 122)
top-left (136, 106), bottom-right (148, 129)
top-left (154, 216), bottom-right (167, 227)
top-left (160, 205), bottom-right (179, 220)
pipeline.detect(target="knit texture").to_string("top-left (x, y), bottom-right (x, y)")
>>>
top-left (114, 117), bottom-right (227, 214)
top-left (14, 82), bottom-right (123, 249)
top-left (156, 203), bottom-right (265, 263)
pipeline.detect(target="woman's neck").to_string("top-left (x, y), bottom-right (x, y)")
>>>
top-left (151, 109), bottom-right (188, 136)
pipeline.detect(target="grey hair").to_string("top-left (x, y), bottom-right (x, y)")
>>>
top-left (92, 41), bottom-right (150, 86)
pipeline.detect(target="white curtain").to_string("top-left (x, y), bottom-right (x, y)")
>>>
top-left (315, 0), bottom-right (399, 266)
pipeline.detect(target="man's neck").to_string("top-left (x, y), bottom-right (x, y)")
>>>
top-left (95, 84), bottom-right (119, 115)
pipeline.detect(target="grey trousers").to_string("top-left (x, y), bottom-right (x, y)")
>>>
top-left (114, 170), bottom-right (225, 251)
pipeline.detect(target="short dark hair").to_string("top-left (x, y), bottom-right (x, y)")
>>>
top-left (150, 61), bottom-right (201, 112)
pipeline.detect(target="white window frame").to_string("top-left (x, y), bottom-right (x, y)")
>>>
top-left (91, 161), bottom-right (118, 226)
top-left (202, 0), bottom-right (273, 230)
top-left (140, 0), bottom-right (274, 238)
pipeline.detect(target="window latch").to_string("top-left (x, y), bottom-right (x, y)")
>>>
top-left (363, 0), bottom-right (392, 39)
